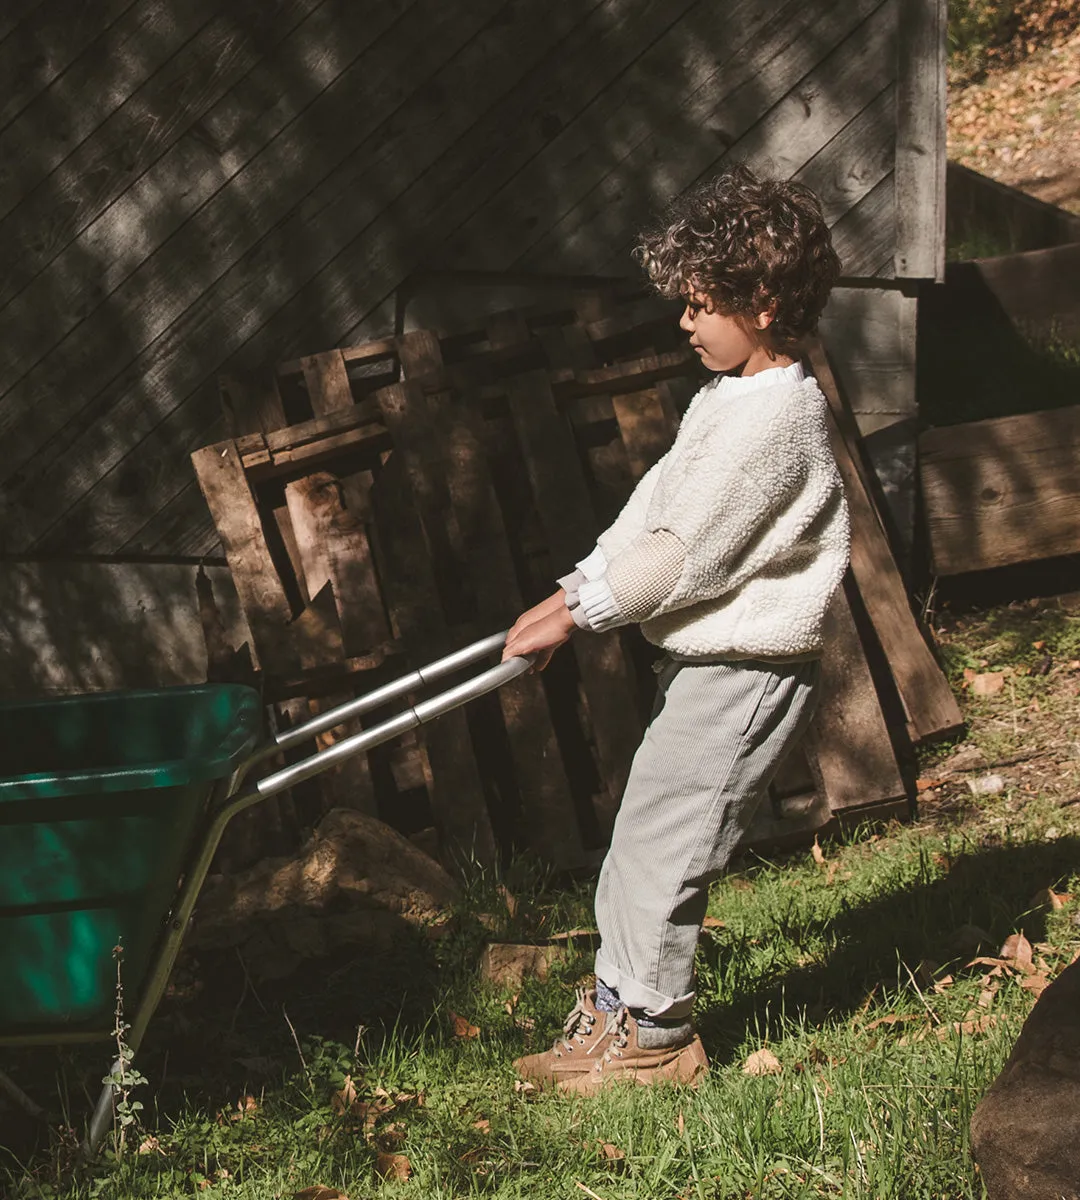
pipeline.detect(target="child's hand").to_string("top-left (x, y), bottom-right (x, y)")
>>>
top-left (506, 589), bottom-right (568, 645)
top-left (502, 605), bottom-right (575, 672)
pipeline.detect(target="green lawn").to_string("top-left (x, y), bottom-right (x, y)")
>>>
top-left (5, 600), bottom-right (1080, 1199)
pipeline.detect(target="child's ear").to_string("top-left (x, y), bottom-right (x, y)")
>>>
top-left (753, 302), bottom-right (778, 330)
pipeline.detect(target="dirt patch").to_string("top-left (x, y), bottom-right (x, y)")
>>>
top-left (949, 19), bottom-right (1080, 214)
top-left (918, 592), bottom-right (1080, 823)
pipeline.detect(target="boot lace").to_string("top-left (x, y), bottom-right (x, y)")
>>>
top-left (553, 987), bottom-right (598, 1056)
top-left (595, 1008), bottom-right (630, 1065)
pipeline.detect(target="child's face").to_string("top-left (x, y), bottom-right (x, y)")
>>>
top-left (678, 288), bottom-right (776, 376)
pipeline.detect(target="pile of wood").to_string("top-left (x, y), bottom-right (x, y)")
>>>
top-left (193, 291), bottom-right (962, 870)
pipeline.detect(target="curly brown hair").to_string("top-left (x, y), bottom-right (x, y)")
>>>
top-left (635, 165), bottom-right (841, 351)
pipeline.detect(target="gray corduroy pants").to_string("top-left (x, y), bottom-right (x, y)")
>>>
top-left (594, 655), bottom-right (820, 1019)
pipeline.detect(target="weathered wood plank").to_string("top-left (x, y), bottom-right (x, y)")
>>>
top-left (0, 0), bottom-right (570, 549)
top-left (0, 0), bottom-right (485, 481)
top-left (454, 0), bottom-right (841, 272)
top-left (828, 170), bottom-right (896, 278)
top-left (284, 470), bottom-right (389, 658)
top-left (806, 582), bottom-right (908, 811)
top-left (895, 0), bottom-right (946, 280)
top-left (301, 350), bottom-right (355, 417)
top-left (0, 0), bottom-right (223, 224)
top-left (523, 0), bottom-right (890, 274)
top-left (132, 480), bottom-right (223, 559)
top-left (920, 406), bottom-right (1080, 575)
top-left (794, 83), bottom-right (896, 227)
top-left (808, 342), bottom-right (962, 742)
top-left (0, 0), bottom-right (328, 391)
top-left (0, 0), bottom-right (137, 135)
top-left (191, 439), bottom-right (296, 674)
top-left (0, 558), bottom-right (249, 696)
top-left (220, 369), bottom-right (289, 438)
top-left (504, 368), bottom-right (642, 834)
top-left (398, 328), bottom-right (585, 867)
top-left (369, 387), bottom-right (496, 868)
top-left (0, 0), bottom-right (403, 339)
top-left (948, 242), bottom-right (1080, 328)
top-left (285, 471), bottom-right (387, 816)
top-left (0, 0), bottom-right (50, 54)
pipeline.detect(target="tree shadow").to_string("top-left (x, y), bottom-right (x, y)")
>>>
top-left (697, 835), bottom-right (1080, 1060)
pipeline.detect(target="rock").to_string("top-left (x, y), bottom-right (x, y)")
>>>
top-left (967, 773), bottom-right (1006, 796)
top-left (941, 745), bottom-right (987, 773)
top-left (970, 671), bottom-right (1005, 697)
top-left (480, 943), bottom-right (560, 988)
top-left (971, 957), bottom-right (1080, 1199)
top-left (191, 809), bottom-right (460, 977)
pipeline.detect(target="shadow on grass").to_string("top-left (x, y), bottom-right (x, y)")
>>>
top-left (697, 835), bottom-right (1080, 1061)
top-left (4, 835), bottom-right (1078, 1170)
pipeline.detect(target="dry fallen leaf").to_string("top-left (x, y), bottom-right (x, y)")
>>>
top-left (448, 1010), bottom-right (481, 1039)
top-left (677, 1111), bottom-right (685, 1136)
top-left (514, 1079), bottom-right (537, 1097)
top-left (136, 1136), bottom-right (163, 1156)
top-left (375, 1153), bottom-right (412, 1182)
top-left (472, 1118), bottom-right (491, 1133)
top-left (1000, 932), bottom-right (1035, 973)
top-left (916, 777), bottom-right (944, 792)
top-left (701, 915), bottom-right (726, 929)
top-left (743, 1048), bottom-right (782, 1076)
top-left (1020, 973), bottom-right (1052, 998)
top-left (598, 1141), bottom-right (625, 1162)
top-left (1031, 887), bottom-right (1073, 912)
top-left (331, 1075), bottom-right (358, 1116)
top-left (811, 836), bottom-right (826, 867)
top-left (938, 1014), bottom-right (997, 1040)
top-left (865, 1013), bottom-right (922, 1032)
top-left (292, 1188), bottom-right (349, 1200)
top-left (933, 974), bottom-right (955, 994)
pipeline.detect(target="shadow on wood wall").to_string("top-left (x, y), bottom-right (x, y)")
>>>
top-left (0, 0), bottom-right (902, 575)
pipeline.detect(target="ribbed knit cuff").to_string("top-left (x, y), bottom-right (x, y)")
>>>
top-left (578, 577), bottom-right (625, 631)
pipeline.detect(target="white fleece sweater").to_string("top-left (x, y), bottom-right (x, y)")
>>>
top-left (561, 363), bottom-right (850, 660)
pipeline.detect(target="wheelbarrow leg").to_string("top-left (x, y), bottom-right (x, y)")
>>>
top-left (84, 1058), bottom-right (122, 1156)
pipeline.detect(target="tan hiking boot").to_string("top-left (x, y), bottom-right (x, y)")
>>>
top-left (513, 988), bottom-right (618, 1088)
top-left (556, 1007), bottom-right (709, 1094)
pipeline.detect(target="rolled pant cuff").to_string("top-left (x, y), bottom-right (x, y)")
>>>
top-left (594, 949), bottom-right (695, 1020)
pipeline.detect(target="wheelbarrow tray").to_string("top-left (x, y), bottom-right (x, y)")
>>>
top-left (0, 684), bottom-right (261, 1038)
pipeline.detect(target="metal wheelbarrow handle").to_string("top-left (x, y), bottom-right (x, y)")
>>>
top-left (239, 631), bottom-right (533, 802)
top-left (85, 630), bottom-right (531, 1155)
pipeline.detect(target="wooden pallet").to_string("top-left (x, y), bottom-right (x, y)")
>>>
top-left (193, 297), bottom-right (956, 867)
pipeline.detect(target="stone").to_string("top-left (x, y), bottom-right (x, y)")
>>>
top-left (971, 957), bottom-right (1080, 1199)
top-left (480, 943), bottom-right (560, 988)
top-left (941, 745), bottom-right (987, 773)
top-left (967, 773), bottom-right (1006, 796)
top-left (191, 809), bottom-right (459, 978)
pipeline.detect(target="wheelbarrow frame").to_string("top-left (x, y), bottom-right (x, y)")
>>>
top-left (1, 632), bottom-right (531, 1153)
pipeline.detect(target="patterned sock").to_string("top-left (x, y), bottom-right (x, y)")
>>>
top-left (629, 1007), bottom-right (695, 1048)
top-left (594, 980), bottom-right (621, 1012)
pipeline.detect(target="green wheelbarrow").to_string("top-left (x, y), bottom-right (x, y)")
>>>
top-left (0, 632), bottom-right (531, 1153)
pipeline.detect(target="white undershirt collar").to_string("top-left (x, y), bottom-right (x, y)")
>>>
top-left (714, 359), bottom-right (805, 396)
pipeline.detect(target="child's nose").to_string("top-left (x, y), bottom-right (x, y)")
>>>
top-left (678, 307), bottom-right (694, 332)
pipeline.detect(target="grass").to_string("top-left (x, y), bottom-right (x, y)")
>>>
top-left (4, 604), bottom-right (1080, 1199)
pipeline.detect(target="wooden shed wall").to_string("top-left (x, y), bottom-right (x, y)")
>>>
top-left (0, 0), bottom-right (943, 563)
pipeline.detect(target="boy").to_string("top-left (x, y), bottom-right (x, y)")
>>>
top-left (501, 165), bottom-right (850, 1094)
